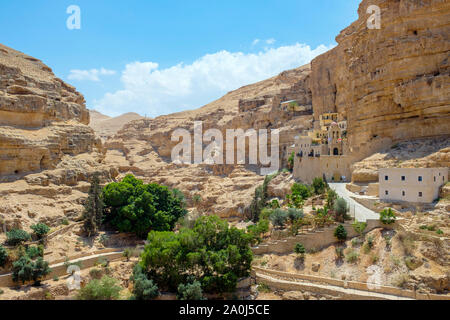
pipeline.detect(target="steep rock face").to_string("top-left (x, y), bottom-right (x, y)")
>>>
top-left (310, 0), bottom-right (450, 160)
top-left (0, 44), bottom-right (101, 177)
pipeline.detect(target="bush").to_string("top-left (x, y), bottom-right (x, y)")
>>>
top-left (326, 189), bottom-right (338, 208)
top-left (287, 152), bottom-right (295, 171)
top-left (287, 208), bottom-right (304, 222)
top-left (335, 247), bottom-right (344, 261)
top-left (294, 243), bottom-right (306, 258)
top-left (352, 221), bottom-right (367, 236)
top-left (89, 268), bottom-right (104, 280)
top-left (177, 281), bottom-right (204, 300)
top-left (291, 183), bottom-right (310, 200)
top-left (30, 223), bottom-right (50, 239)
top-left (0, 245), bottom-right (8, 267)
top-left (333, 198), bottom-right (349, 222)
top-left (77, 276), bottom-right (122, 300)
top-left (26, 245), bottom-right (44, 259)
top-left (380, 208), bottom-right (396, 225)
top-left (103, 175), bottom-right (187, 238)
top-left (247, 219), bottom-right (269, 245)
top-left (269, 209), bottom-right (288, 228)
top-left (345, 249), bottom-right (359, 264)
top-left (334, 225), bottom-right (347, 241)
top-left (6, 229), bottom-right (31, 246)
top-left (131, 266), bottom-right (160, 300)
top-left (312, 177), bottom-right (327, 195)
top-left (12, 256), bottom-right (51, 285)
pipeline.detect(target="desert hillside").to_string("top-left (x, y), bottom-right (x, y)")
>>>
top-left (88, 110), bottom-right (144, 139)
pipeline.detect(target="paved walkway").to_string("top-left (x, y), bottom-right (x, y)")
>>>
top-left (329, 183), bottom-right (379, 222)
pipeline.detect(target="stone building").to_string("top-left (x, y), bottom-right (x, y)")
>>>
top-left (379, 167), bottom-right (448, 203)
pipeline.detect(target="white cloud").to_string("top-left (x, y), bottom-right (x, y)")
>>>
top-left (94, 43), bottom-right (333, 117)
top-left (68, 68), bottom-right (116, 82)
top-left (252, 39), bottom-right (260, 46)
top-left (266, 38), bottom-right (276, 45)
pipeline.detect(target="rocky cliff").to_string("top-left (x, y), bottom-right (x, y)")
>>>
top-left (310, 0), bottom-right (450, 160)
top-left (0, 44), bottom-right (101, 178)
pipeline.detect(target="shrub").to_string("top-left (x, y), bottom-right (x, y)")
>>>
top-left (287, 208), bottom-right (304, 222)
top-left (291, 183), bottom-right (310, 200)
top-left (287, 152), bottom-right (295, 171)
top-left (0, 245), bottom-right (8, 267)
top-left (335, 247), bottom-right (344, 261)
top-left (270, 199), bottom-right (280, 209)
top-left (333, 198), bottom-right (349, 222)
top-left (294, 243), bottom-right (306, 259)
top-left (12, 255), bottom-right (51, 285)
top-left (269, 209), bottom-right (288, 228)
top-left (177, 281), bottom-right (204, 300)
top-left (363, 235), bottom-right (375, 253)
top-left (404, 256), bottom-right (422, 270)
top-left (26, 245), bottom-right (44, 259)
top-left (103, 174), bottom-right (187, 238)
top-left (30, 223), bottom-right (50, 239)
top-left (392, 273), bottom-right (410, 288)
top-left (6, 229), bottom-right (31, 246)
top-left (380, 208), bottom-right (396, 225)
top-left (352, 220), bottom-right (367, 236)
top-left (334, 225), bottom-right (347, 241)
top-left (436, 229), bottom-right (444, 235)
top-left (311, 177), bottom-right (327, 195)
top-left (77, 275), bottom-right (122, 300)
top-left (61, 218), bottom-right (69, 226)
top-left (326, 189), bottom-right (338, 208)
top-left (89, 268), bottom-right (104, 280)
top-left (257, 283), bottom-right (271, 293)
top-left (371, 254), bottom-right (379, 264)
top-left (192, 194), bottom-right (202, 206)
top-left (345, 249), bottom-right (359, 264)
top-left (123, 248), bottom-right (132, 261)
top-left (131, 265), bottom-right (159, 300)
top-left (247, 219), bottom-right (269, 245)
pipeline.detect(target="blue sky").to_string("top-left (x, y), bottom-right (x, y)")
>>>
top-left (0, 0), bottom-right (360, 117)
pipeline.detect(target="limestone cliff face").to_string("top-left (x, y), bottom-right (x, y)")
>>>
top-left (310, 0), bottom-right (450, 160)
top-left (0, 44), bottom-right (100, 177)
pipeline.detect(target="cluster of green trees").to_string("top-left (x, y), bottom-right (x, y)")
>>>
top-left (136, 215), bottom-right (253, 296)
top-left (84, 174), bottom-right (187, 238)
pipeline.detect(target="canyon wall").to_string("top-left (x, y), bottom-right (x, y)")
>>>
top-left (310, 0), bottom-right (450, 160)
top-left (0, 44), bottom-right (101, 177)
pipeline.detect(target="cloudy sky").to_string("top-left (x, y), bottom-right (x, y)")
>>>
top-left (0, 0), bottom-right (360, 117)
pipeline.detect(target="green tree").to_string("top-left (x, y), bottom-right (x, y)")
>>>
top-left (12, 255), bottom-right (51, 286)
top-left (103, 174), bottom-right (187, 238)
top-left (6, 229), bottom-right (31, 246)
top-left (294, 243), bottom-right (306, 259)
top-left (0, 245), bottom-right (8, 267)
top-left (380, 208), bottom-right (396, 225)
top-left (291, 183), bottom-right (310, 200)
top-left (326, 189), bottom-right (338, 208)
top-left (83, 172), bottom-right (104, 237)
top-left (312, 177), bottom-right (327, 195)
top-left (140, 215), bottom-right (253, 294)
top-left (246, 219), bottom-right (269, 246)
top-left (177, 280), bottom-right (204, 300)
top-left (334, 225), bottom-right (347, 242)
top-left (333, 197), bottom-right (349, 222)
top-left (248, 175), bottom-right (274, 222)
top-left (131, 265), bottom-right (159, 300)
top-left (31, 223), bottom-right (50, 239)
top-left (287, 208), bottom-right (304, 223)
top-left (352, 220), bottom-right (367, 237)
top-left (77, 276), bottom-right (122, 300)
top-left (269, 209), bottom-right (288, 228)
top-left (287, 152), bottom-right (295, 171)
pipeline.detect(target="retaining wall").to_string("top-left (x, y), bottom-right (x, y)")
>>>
top-left (252, 219), bottom-right (394, 255)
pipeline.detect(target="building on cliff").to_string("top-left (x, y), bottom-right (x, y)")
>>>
top-left (292, 112), bottom-right (352, 184)
top-left (379, 167), bottom-right (448, 203)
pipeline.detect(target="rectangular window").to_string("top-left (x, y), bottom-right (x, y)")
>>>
top-left (418, 176), bottom-right (422, 182)
top-left (401, 176), bottom-right (406, 181)
top-left (418, 192), bottom-right (423, 197)
top-left (402, 191), bottom-right (405, 196)
top-left (385, 190), bottom-right (389, 195)
top-left (385, 176), bottom-right (389, 181)
top-left (434, 176), bottom-right (436, 182)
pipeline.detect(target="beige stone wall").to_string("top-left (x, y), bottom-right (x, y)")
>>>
top-left (293, 154), bottom-right (353, 184)
top-left (379, 168), bottom-right (448, 203)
